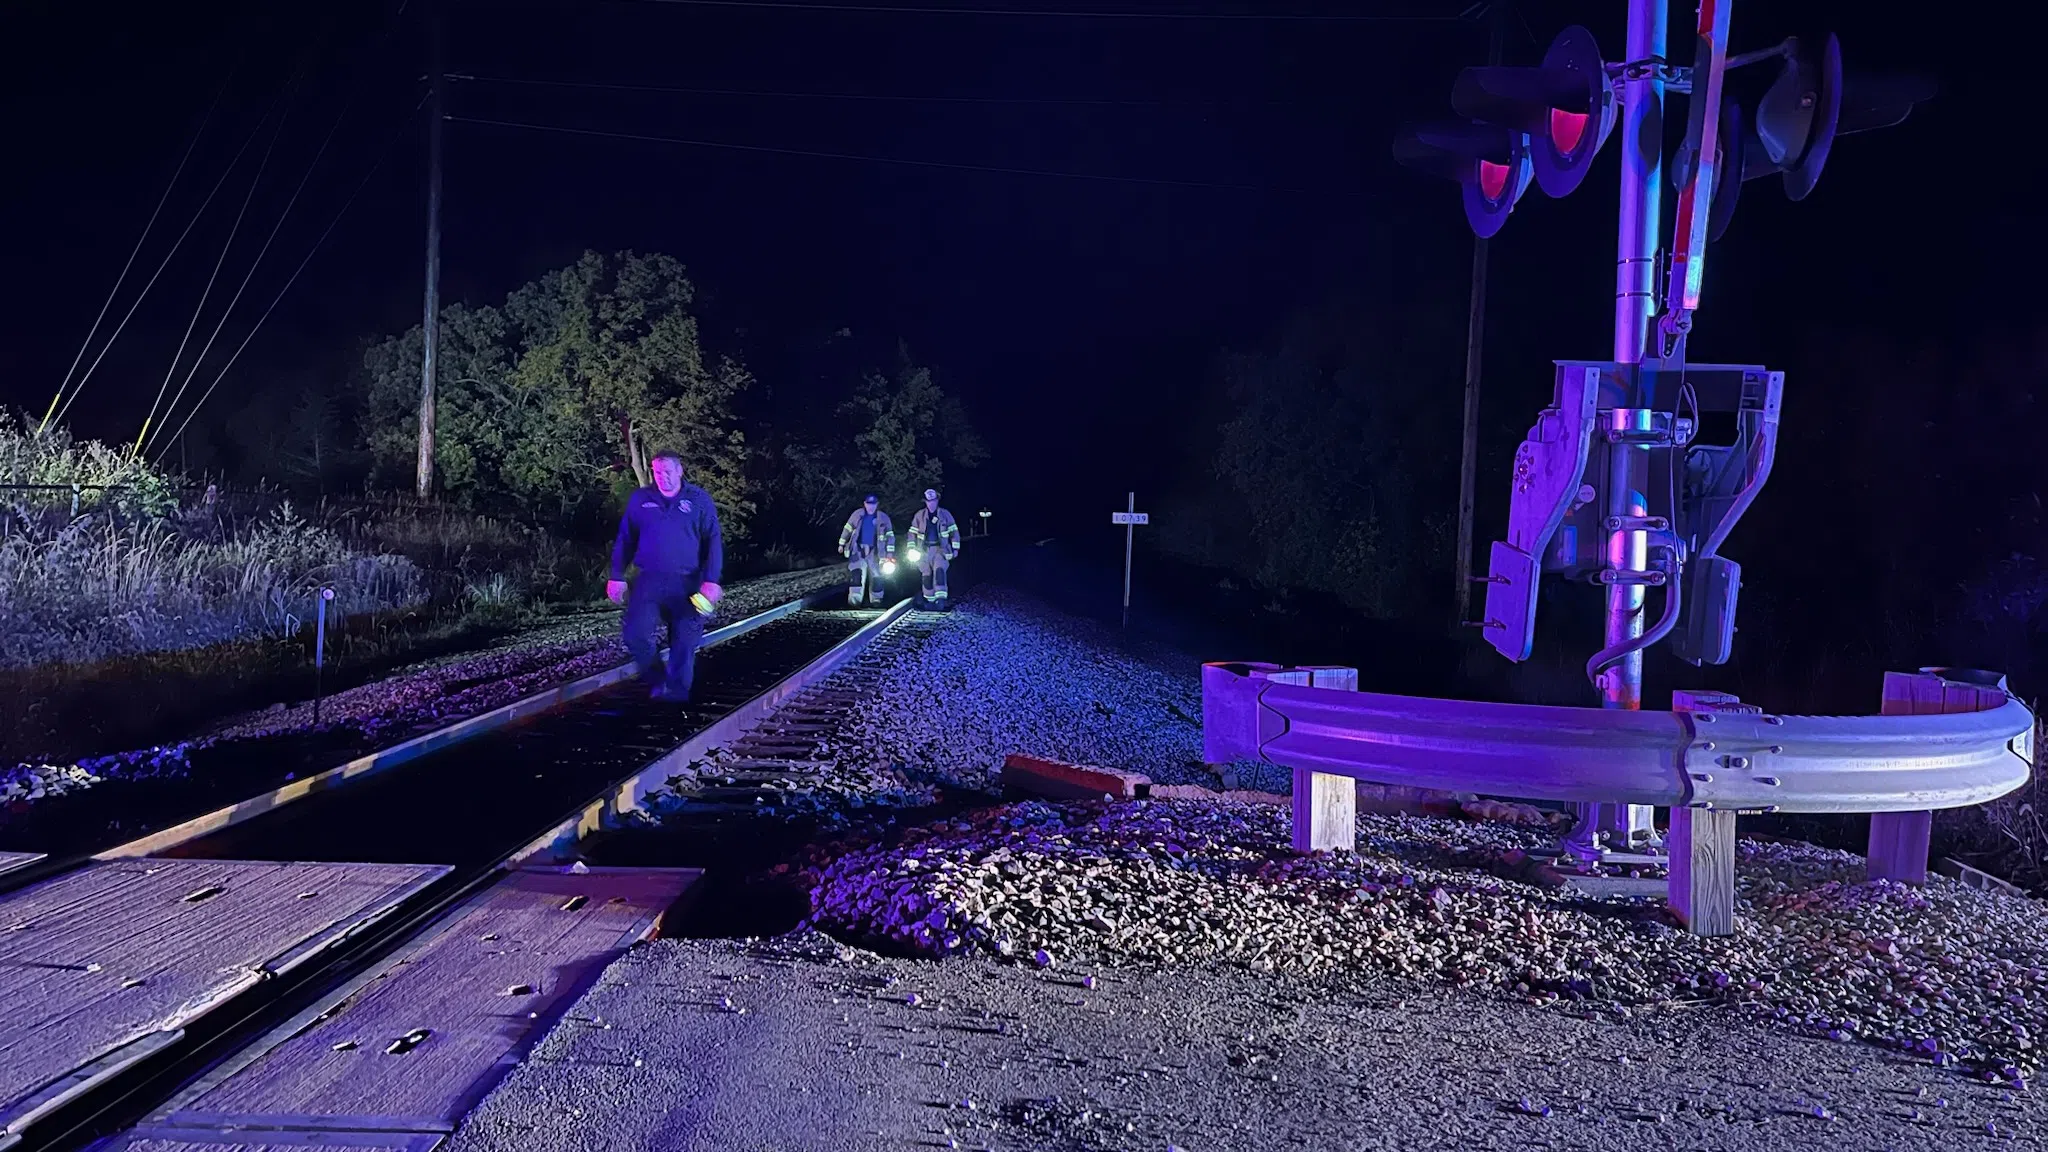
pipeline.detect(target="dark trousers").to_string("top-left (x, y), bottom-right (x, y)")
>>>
top-left (624, 573), bottom-right (704, 697)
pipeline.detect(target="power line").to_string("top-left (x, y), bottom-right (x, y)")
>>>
top-left (448, 72), bottom-right (1294, 107)
top-left (39, 72), bottom-right (234, 437)
top-left (155, 94), bottom-right (431, 463)
top-left (148, 2), bottom-right (422, 458)
top-left (449, 114), bottom-right (1350, 194)
top-left (146, 98), bottom-right (342, 461)
top-left (135, 66), bottom-right (308, 457)
top-left (50, 73), bottom-right (302, 434)
top-left (613, 0), bottom-right (1460, 20)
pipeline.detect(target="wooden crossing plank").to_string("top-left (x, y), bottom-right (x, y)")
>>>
top-left (0, 853), bottom-right (43, 879)
top-left (149, 867), bottom-right (697, 1137)
top-left (0, 860), bottom-right (447, 1142)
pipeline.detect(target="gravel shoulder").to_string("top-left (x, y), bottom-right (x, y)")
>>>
top-left (451, 589), bottom-right (2048, 1149)
top-left (448, 932), bottom-right (2041, 1152)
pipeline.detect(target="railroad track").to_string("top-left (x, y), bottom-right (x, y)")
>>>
top-left (0, 592), bottom-right (931, 1152)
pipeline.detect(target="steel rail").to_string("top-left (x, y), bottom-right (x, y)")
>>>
top-left (90, 587), bottom-right (839, 862)
top-left (510, 597), bottom-right (915, 865)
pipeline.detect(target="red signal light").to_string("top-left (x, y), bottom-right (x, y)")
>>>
top-left (1549, 108), bottom-right (1589, 155)
top-left (1478, 160), bottom-right (1511, 200)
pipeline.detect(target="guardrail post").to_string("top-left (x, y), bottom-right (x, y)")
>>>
top-left (1668, 690), bottom-right (1754, 936)
top-left (1868, 669), bottom-right (2010, 884)
top-left (1201, 662), bottom-right (1361, 851)
top-left (1287, 666), bottom-right (1360, 854)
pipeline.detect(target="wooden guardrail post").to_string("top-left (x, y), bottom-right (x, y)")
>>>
top-left (1869, 669), bottom-right (2011, 884)
top-left (1285, 666), bottom-right (1360, 854)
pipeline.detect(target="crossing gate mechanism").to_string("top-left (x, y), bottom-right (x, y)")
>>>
top-left (1481, 360), bottom-right (1781, 678)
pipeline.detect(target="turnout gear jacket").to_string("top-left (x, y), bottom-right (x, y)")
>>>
top-left (838, 507), bottom-right (896, 558)
top-left (611, 483), bottom-right (725, 584)
top-left (908, 506), bottom-right (961, 560)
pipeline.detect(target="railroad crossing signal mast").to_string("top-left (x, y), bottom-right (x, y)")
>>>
top-left (1398, 2), bottom-right (1932, 867)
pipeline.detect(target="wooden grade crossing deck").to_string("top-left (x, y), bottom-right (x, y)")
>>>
top-left (0, 860), bottom-right (450, 1149)
top-left (86, 865), bottom-right (700, 1152)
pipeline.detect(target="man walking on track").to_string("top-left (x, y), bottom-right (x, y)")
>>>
top-left (837, 493), bottom-right (895, 606)
top-left (906, 487), bottom-right (961, 610)
top-left (608, 449), bottom-right (724, 701)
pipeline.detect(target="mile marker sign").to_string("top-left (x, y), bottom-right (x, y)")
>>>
top-left (1114, 494), bottom-right (1148, 628)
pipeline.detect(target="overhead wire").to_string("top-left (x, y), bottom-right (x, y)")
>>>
top-left (155, 92), bottom-right (431, 464)
top-left (147, 1), bottom-right (420, 458)
top-left (447, 72), bottom-right (1295, 107)
top-left (145, 92), bottom-right (359, 460)
top-left (134, 65), bottom-right (310, 457)
top-left (612, 0), bottom-right (1461, 21)
top-left (38, 69), bottom-right (235, 437)
top-left (50, 72), bottom-right (306, 433)
top-left (447, 114), bottom-right (1353, 194)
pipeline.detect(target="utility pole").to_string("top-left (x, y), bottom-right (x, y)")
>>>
top-left (1452, 0), bottom-right (1509, 630)
top-left (416, 0), bottom-right (445, 501)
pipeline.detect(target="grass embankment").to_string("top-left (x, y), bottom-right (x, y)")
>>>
top-left (0, 415), bottom-right (628, 761)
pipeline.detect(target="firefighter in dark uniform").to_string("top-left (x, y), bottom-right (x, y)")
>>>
top-left (837, 494), bottom-right (896, 606)
top-left (607, 449), bottom-right (724, 701)
top-left (905, 488), bottom-right (961, 610)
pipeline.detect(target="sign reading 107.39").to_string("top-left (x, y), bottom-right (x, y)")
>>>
top-left (1113, 494), bottom-right (1148, 628)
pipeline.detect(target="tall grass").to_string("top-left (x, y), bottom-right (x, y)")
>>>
top-left (0, 416), bottom-right (425, 671)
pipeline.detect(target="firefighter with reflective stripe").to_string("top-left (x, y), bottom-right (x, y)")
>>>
top-left (905, 488), bottom-right (961, 610)
top-left (837, 494), bottom-right (895, 606)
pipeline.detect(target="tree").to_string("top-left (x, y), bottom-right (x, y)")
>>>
top-left (845, 343), bottom-right (986, 514)
top-left (361, 251), bottom-right (757, 538)
top-left (1155, 301), bottom-right (1455, 620)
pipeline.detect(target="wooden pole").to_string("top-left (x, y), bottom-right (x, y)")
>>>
top-left (416, 2), bottom-right (445, 500)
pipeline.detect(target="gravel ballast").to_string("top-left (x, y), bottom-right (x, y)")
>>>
top-left (683, 594), bottom-right (2043, 1078)
top-left (465, 590), bottom-right (2048, 1147)
top-left (633, 590), bottom-right (1215, 825)
top-left (804, 798), bottom-right (2048, 1084)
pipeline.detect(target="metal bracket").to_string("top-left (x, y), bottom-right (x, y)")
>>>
top-left (1602, 410), bottom-right (1684, 446)
top-left (1605, 515), bottom-right (1669, 533)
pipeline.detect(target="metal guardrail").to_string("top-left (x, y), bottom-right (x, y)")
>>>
top-left (1203, 662), bottom-right (2036, 815)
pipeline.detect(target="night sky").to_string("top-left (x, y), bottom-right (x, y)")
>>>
top-left (1, 0), bottom-right (2029, 540)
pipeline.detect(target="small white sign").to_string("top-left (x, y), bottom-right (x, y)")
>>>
top-left (1112, 512), bottom-right (1149, 525)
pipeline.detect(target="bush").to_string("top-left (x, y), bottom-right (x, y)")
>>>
top-left (0, 411), bottom-right (178, 517)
